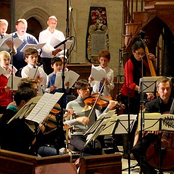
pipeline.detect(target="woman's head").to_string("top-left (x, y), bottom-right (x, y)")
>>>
top-left (132, 41), bottom-right (145, 61)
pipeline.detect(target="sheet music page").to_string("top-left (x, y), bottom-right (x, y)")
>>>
top-left (161, 113), bottom-right (174, 131)
top-left (20, 43), bottom-right (46, 52)
top-left (68, 70), bottom-right (80, 88)
top-left (54, 71), bottom-right (69, 89)
top-left (90, 64), bottom-right (106, 81)
top-left (0, 36), bottom-right (23, 49)
top-left (85, 110), bottom-right (115, 135)
top-left (50, 36), bottom-right (61, 47)
top-left (8, 96), bottom-right (42, 124)
top-left (26, 92), bottom-right (63, 124)
top-left (7, 75), bottom-right (21, 90)
top-left (138, 112), bottom-right (161, 131)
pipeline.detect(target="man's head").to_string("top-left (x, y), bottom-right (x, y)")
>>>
top-left (47, 16), bottom-right (57, 32)
top-left (98, 50), bottom-right (110, 68)
top-left (156, 77), bottom-right (172, 103)
top-left (51, 57), bottom-right (62, 72)
top-left (14, 87), bottom-right (36, 109)
top-left (16, 19), bottom-right (27, 36)
top-left (24, 48), bottom-right (38, 66)
top-left (0, 51), bottom-right (11, 70)
top-left (0, 19), bottom-right (8, 36)
top-left (18, 78), bottom-right (38, 96)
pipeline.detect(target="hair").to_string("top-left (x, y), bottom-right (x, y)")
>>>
top-left (24, 48), bottom-right (38, 59)
top-left (51, 57), bottom-right (62, 65)
top-left (16, 19), bottom-right (27, 27)
top-left (131, 40), bottom-right (145, 52)
top-left (18, 78), bottom-right (37, 89)
top-left (74, 79), bottom-right (90, 90)
top-left (59, 55), bottom-right (67, 63)
top-left (98, 50), bottom-right (110, 60)
top-left (14, 87), bottom-right (36, 106)
top-left (0, 19), bottom-right (8, 26)
top-left (0, 51), bottom-right (11, 60)
top-left (156, 76), bottom-right (172, 88)
top-left (48, 16), bottom-right (57, 21)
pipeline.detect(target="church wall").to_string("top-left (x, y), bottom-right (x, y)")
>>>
top-left (14, 0), bottom-right (124, 77)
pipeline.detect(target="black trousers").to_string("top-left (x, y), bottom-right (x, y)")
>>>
top-left (70, 135), bottom-right (102, 155)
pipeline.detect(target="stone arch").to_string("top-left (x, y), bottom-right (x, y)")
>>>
top-left (21, 7), bottom-right (49, 30)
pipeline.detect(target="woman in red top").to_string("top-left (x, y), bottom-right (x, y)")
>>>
top-left (120, 40), bottom-right (155, 158)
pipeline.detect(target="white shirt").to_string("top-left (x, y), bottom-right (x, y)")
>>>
top-left (90, 65), bottom-right (114, 96)
top-left (39, 28), bottom-right (65, 58)
top-left (21, 64), bottom-right (47, 95)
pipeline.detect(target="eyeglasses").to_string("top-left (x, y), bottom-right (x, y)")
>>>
top-left (135, 51), bottom-right (145, 57)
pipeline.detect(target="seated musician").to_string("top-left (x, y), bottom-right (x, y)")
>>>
top-left (65, 79), bottom-right (117, 156)
top-left (132, 76), bottom-right (173, 174)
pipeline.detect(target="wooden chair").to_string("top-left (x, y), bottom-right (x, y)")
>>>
top-left (79, 153), bottom-right (122, 174)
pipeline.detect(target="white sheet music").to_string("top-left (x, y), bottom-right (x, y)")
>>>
top-left (7, 75), bottom-right (21, 90)
top-left (55, 70), bottom-right (79, 89)
top-left (50, 36), bottom-right (73, 49)
top-left (0, 36), bottom-right (23, 49)
top-left (138, 113), bottom-right (174, 131)
top-left (20, 43), bottom-right (46, 52)
top-left (100, 114), bottom-right (137, 135)
top-left (90, 64), bottom-right (106, 81)
top-left (26, 92), bottom-right (63, 124)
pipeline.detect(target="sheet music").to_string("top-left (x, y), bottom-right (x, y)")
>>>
top-left (8, 95), bottom-right (42, 124)
top-left (85, 110), bottom-right (115, 135)
top-left (20, 43), bottom-right (46, 52)
top-left (67, 70), bottom-right (80, 88)
top-left (90, 64), bottom-right (106, 81)
top-left (7, 75), bottom-right (21, 90)
top-left (0, 36), bottom-right (23, 49)
top-left (26, 92), bottom-right (63, 124)
top-left (138, 112), bottom-right (174, 131)
top-left (54, 71), bottom-right (69, 89)
top-left (100, 114), bottom-right (137, 135)
top-left (50, 36), bottom-right (73, 49)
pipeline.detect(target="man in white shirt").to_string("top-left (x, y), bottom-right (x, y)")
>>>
top-left (39, 16), bottom-right (65, 75)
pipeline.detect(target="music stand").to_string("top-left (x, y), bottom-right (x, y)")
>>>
top-left (84, 113), bottom-right (137, 147)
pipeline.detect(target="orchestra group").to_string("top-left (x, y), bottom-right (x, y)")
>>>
top-left (0, 16), bottom-right (173, 174)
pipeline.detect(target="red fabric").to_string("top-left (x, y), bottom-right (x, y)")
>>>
top-left (0, 74), bottom-right (12, 107)
top-left (121, 59), bottom-right (137, 98)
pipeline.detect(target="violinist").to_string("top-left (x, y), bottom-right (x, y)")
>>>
top-left (120, 40), bottom-right (156, 159)
top-left (65, 79), bottom-right (117, 156)
top-left (132, 77), bottom-right (173, 174)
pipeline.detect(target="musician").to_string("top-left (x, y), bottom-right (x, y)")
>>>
top-left (65, 79), bottom-right (117, 156)
top-left (120, 40), bottom-right (156, 159)
top-left (21, 47), bottom-right (47, 96)
top-left (132, 77), bottom-right (173, 174)
top-left (0, 87), bottom-right (37, 154)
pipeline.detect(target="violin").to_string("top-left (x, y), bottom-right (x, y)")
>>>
top-left (84, 93), bottom-right (112, 108)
